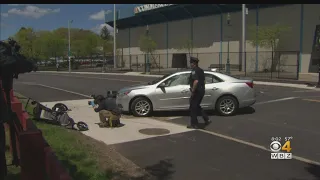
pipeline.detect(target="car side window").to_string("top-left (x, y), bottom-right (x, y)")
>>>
top-left (204, 73), bottom-right (222, 84)
top-left (163, 74), bottom-right (190, 87)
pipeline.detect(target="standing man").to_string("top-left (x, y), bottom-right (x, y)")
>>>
top-left (56, 62), bottom-right (59, 71)
top-left (188, 57), bottom-right (211, 129)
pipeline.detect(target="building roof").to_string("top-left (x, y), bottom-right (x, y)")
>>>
top-left (105, 4), bottom-right (286, 29)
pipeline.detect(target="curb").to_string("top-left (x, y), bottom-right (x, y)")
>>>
top-left (36, 71), bottom-right (163, 78)
top-left (35, 71), bottom-right (319, 90)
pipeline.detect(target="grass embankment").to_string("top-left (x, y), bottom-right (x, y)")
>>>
top-left (5, 93), bottom-right (112, 180)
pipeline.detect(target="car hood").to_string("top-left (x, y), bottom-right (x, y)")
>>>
top-left (119, 83), bottom-right (152, 92)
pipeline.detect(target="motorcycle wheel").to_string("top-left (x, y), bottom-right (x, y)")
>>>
top-left (76, 121), bottom-right (89, 131)
top-left (52, 103), bottom-right (69, 112)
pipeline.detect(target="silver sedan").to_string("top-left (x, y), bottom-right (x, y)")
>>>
top-left (116, 70), bottom-right (256, 117)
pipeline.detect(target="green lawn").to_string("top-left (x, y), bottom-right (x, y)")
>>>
top-left (5, 94), bottom-right (112, 180)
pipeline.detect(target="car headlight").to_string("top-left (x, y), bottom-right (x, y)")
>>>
top-left (118, 90), bottom-right (131, 96)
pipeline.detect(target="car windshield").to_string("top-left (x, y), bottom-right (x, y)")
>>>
top-left (148, 74), bottom-right (170, 85)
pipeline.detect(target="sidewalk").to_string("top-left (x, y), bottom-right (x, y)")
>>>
top-left (41, 99), bottom-right (192, 145)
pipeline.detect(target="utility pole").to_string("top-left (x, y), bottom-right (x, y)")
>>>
top-left (113, 4), bottom-right (117, 69)
top-left (146, 25), bottom-right (150, 74)
top-left (317, 59), bottom-right (320, 88)
top-left (68, 20), bottom-right (73, 73)
top-left (242, 4), bottom-right (247, 73)
top-left (226, 13), bottom-right (231, 75)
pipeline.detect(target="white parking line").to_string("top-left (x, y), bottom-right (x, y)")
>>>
top-left (149, 116), bottom-right (320, 166)
top-left (199, 129), bottom-right (320, 166)
top-left (293, 90), bottom-right (320, 93)
top-left (254, 97), bottom-right (297, 105)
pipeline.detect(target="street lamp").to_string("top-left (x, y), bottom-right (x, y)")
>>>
top-left (226, 13), bottom-right (231, 75)
top-left (113, 4), bottom-right (117, 69)
top-left (317, 59), bottom-right (320, 88)
top-left (103, 10), bottom-right (112, 73)
top-left (145, 25), bottom-right (150, 73)
top-left (68, 20), bottom-right (73, 73)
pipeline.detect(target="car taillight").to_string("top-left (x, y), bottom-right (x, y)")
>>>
top-left (245, 82), bottom-right (253, 88)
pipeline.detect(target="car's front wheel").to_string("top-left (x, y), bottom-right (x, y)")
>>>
top-left (215, 95), bottom-right (238, 116)
top-left (130, 97), bottom-right (153, 117)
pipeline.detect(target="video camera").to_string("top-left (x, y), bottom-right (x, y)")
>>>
top-left (0, 38), bottom-right (38, 78)
top-left (0, 38), bottom-right (38, 178)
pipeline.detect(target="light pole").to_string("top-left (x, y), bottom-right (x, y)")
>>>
top-left (226, 13), bottom-right (231, 75)
top-left (146, 25), bottom-right (150, 73)
top-left (317, 59), bottom-right (320, 88)
top-left (103, 10), bottom-right (112, 73)
top-left (68, 20), bottom-right (73, 73)
top-left (242, 4), bottom-right (247, 73)
top-left (113, 4), bottom-right (117, 69)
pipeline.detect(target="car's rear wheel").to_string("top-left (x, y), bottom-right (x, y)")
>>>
top-left (130, 97), bottom-right (153, 117)
top-left (215, 95), bottom-right (238, 116)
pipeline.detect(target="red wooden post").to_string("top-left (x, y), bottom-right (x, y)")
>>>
top-left (19, 130), bottom-right (46, 180)
top-left (11, 96), bottom-right (27, 130)
top-left (44, 147), bottom-right (73, 180)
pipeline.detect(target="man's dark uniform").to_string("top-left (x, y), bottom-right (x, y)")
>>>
top-left (189, 57), bottom-right (209, 127)
top-left (94, 93), bottom-right (121, 127)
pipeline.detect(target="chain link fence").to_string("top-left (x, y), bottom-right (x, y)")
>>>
top-left (38, 51), bottom-right (299, 80)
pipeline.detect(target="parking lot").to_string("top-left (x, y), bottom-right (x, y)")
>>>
top-left (13, 72), bottom-right (320, 180)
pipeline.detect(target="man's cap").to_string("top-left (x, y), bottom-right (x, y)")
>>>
top-left (107, 90), bottom-right (117, 98)
top-left (190, 56), bottom-right (199, 63)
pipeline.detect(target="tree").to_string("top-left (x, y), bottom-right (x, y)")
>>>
top-left (83, 33), bottom-right (99, 63)
top-left (100, 26), bottom-right (111, 41)
top-left (139, 34), bottom-right (157, 70)
top-left (139, 34), bottom-right (157, 54)
top-left (14, 27), bottom-right (38, 60)
top-left (178, 38), bottom-right (194, 56)
top-left (248, 24), bottom-right (291, 71)
top-left (100, 26), bottom-right (112, 71)
top-left (12, 26), bottom-right (102, 67)
top-left (72, 40), bottom-right (87, 58)
top-left (36, 31), bottom-right (66, 63)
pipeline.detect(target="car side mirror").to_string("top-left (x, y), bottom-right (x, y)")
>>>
top-left (158, 83), bottom-right (168, 88)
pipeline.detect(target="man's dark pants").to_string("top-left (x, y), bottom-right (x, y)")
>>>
top-left (189, 89), bottom-right (209, 125)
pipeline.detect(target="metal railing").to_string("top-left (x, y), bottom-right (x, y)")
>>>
top-left (38, 51), bottom-right (300, 80)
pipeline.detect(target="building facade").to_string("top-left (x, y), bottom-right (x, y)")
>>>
top-left (105, 4), bottom-right (320, 74)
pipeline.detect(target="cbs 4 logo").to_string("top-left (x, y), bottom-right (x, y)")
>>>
top-left (270, 141), bottom-right (292, 153)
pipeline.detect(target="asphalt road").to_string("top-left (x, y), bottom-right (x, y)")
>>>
top-left (13, 72), bottom-right (320, 180)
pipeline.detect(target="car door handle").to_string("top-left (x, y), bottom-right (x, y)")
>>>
top-left (212, 87), bottom-right (219, 90)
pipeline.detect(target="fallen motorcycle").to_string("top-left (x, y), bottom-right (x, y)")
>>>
top-left (25, 98), bottom-right (89, 131)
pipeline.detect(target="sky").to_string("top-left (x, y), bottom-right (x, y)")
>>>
top-left (0, 4), bottom-right (135, 40)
